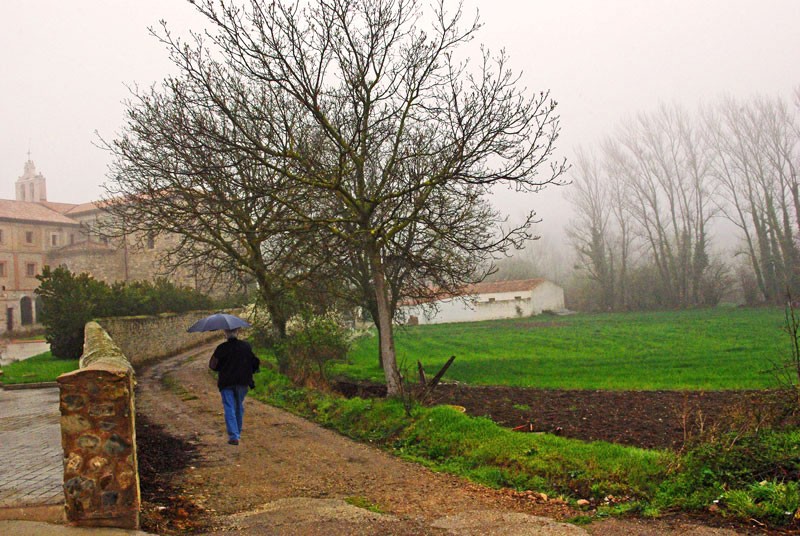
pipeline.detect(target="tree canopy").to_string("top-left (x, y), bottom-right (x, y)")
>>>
top-left (105, 0), bottom-right (566, 395)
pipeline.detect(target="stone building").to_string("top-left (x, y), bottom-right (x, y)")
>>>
top-left (0, 159), bottom-right (201, 334)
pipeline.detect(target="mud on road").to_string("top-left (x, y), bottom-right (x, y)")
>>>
top-left (135, 345), bottom-right (747, 535)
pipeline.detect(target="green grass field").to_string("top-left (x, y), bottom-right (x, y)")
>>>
top-left (335, 307), bottom-right (789, 390)
top-left (0, 352), bottom-right (78, 384)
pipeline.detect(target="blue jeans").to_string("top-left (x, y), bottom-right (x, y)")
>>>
top-left (220, 385), bottom-right (248, 441)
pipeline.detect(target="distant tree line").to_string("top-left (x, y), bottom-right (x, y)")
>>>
top-left (567, 91), bottom-right (800, 311)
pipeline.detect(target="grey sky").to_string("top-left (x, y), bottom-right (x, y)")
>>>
top-left (1, 1), bottom-right (798, 238)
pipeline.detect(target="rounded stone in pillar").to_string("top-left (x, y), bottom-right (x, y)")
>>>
top-left (62, 394), bottom-right (86, 411)
top-left (77, 434), bottom-right (100, 449)
top-left (103, 434), bottom-right (130, 455)
top-left (65, 453), bottom-right (83, 473)
top-left (62, 415), bottom-right (91, 435)
top-left (88, 456), bottom-right (109, 472)
top-left (117, 470), bottom-right (135, 489)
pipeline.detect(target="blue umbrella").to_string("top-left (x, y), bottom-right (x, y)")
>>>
top-left (187, 313), bottom-right (251, 333)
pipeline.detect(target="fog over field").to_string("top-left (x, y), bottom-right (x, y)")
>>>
top-left (1, 1), bottom-right (797, 279)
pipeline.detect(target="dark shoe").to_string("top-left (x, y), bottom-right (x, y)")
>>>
top-left (228, 439), bottom-right (239, 445)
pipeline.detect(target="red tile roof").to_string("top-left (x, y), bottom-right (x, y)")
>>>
top-left (38, 201), bottom-right (80, 214)
top-left (0, 198), bottom-right (81, 225)
top-left (65, 200), bottom-right (107, 215)
top-left (400, 278), bottom-right (548, 306)
top-left (465, 278), bottom-right (546, 295)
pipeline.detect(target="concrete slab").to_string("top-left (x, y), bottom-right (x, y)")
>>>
top-left (0, 386), bottom-right (63, 509)
top-left (0, 505), bottom-right (64, 523)
top-left (0, 520), bottom-right (153, 535)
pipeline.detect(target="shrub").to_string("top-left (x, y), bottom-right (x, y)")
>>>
top-left (284, 310), bottom-right (351, 385)
top-left (655, 430), bottom-right (800, 524)
top-left (722, 481), bottom-right (799, 526)
top-left (245, 303), bottom-right (277, 348)
top-left (99, 278), bottom-right (213, 316)
top-left (36, 266), bottom-right (110, 359)
top-left (36, 266), bottom-right (214, 359)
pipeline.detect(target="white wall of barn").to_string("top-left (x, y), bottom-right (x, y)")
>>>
top-left (400, 281), bottom-right (565, 325)
top-left (530, 281), bottom-right (565, 313)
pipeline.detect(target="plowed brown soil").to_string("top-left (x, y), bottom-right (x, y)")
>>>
top-left (337, 380), bottom-right (798, 450)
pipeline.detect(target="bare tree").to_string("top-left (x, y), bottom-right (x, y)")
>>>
top-left (487, 234), bottom-right (572, 286)
top-left (607, 104), bottom-right (717, 307)
top-left (705, 94), bottom-right (800, 303)
top-left (166, 0), bottom-right (567, 395)
top-left (101, 75), bottom-right (334, 373)
top-left (566, 148), bottom-right (617, 310)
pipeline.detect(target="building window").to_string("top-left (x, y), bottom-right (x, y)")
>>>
top-left (20, 296), bottom-right (33, 326)
top-left (515, 296), bottom-right (522, 301)
top-left (0, 262), bottom-right (6, 277)
top-left (0, 229), bottom-right (4, 244)
top-left (25, 231), bottom-right (34, 244)
top-left (51, 234), bottom-right (59, 247)
top-left (26, 263), bottom-right (36, 277)
top-left (70, 234), bottom-right (75, 245)
top-left (488, 297), bottom-right (495, 303)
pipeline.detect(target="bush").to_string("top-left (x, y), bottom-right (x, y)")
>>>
top-left (284, 310), bottom-right (351, 384)
top-left (245, 303), bottom-right (278, 348)
top-left (655, 430), bottom-right (800, 524)
top-left (36, 266), bottom-right (214, 359)
top-left (36, 266), bottom-right (110, 359)
top-left (99, 278), bottom-right (213, 316)
top-left (722, 481), bottom-right (800, 526)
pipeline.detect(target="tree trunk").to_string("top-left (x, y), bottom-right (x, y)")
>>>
top-left (364, 300), bottom-right (383, 369)
top-left (270, 313), bottom-right (290, 374)
top-left (369, 250), bottom-right (402, 396)
top-left (260, 289), bottom-right (290, 373)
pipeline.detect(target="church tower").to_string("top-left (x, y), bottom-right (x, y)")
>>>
top-left (15, 156), bottom-right (48, 202)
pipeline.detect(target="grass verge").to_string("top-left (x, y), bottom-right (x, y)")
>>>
top-left (251, 351), bottom-right (800, 528)
top-left (0, 351), bottom-right (77, 384)
top-left (250, 358), bottom-right (671, 501)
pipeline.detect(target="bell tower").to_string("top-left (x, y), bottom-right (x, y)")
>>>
top-left (15, 153), bottom-right (47, 202)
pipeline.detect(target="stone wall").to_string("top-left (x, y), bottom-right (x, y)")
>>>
top-left (57, 322), bottom-right (140, 529)
top-left (97, 311), bottom-right (225, 367)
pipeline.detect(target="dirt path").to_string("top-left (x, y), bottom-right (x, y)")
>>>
top-left (135, 345), bottom-right (745, 535)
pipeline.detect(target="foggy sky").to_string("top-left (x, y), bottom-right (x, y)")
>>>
top-left (1, 0), bottom-right (798, 239)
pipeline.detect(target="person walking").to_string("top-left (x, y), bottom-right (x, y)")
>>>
top-left (209, 328), bottom-right (260, 445)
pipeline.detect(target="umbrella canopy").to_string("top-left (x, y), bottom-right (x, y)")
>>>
top-left (187, 313), bottom-right (251, 333)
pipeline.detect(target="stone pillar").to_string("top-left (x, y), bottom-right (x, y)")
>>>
top-left (57, 322), bottom-right (140, 529)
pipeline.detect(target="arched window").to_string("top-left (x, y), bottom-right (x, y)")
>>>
top-left (35, 296), bottom-right (44, 324)
top-left (20, 296), bottom-right (33, 326)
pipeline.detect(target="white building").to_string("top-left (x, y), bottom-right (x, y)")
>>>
top-left (400, 278), bottom-right (565, 325)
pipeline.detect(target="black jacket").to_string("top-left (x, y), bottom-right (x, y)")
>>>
top-left (211, 338), bottom-right (260, 390)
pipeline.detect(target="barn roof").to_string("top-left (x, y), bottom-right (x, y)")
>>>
top-left (400, 278), bottom-right (550, 306)
top-left (466, 278), bottom-right (547, 295)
